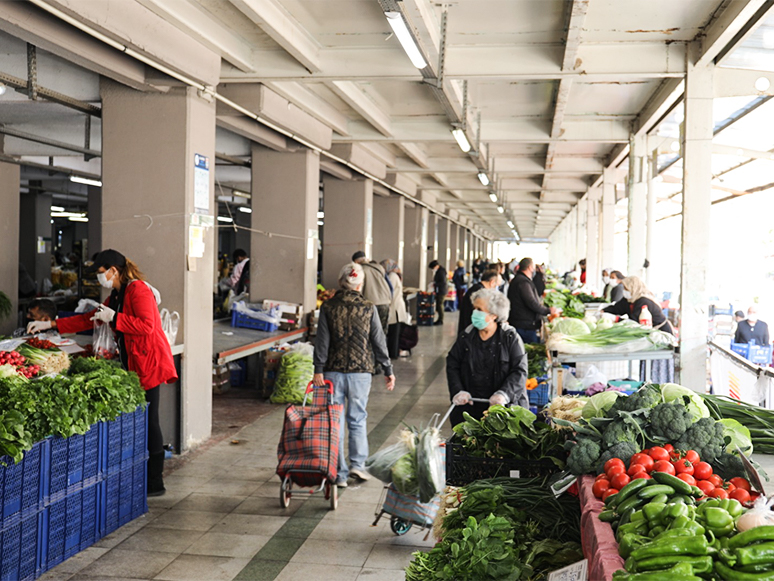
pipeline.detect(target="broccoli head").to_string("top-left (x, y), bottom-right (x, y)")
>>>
top-left (650, 402), bottom-right (693, 442)
top-left (711, 452), bottom-right (746, 481)
top-left (602, 417), bottom-right (644, 449)
top-left (675, 417), bottom-right (725, 463)
top-left (566, 438), bottom-right (601, 475)
top-left (597, 442), bottom-right (638, 473)
top-left (607, 385), bottom-right (661, 417)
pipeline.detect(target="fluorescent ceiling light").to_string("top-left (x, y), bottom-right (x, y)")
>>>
top-left (317, 220), bottom-right (324, 226)
top-left (512, 230), bottom-right (520, 241)
top-left (384, 12), bottom-right (427, 69)
top-left (68, 216), bottom-right (88, 222)
top-left (497, 206), bottom-right (504, 214)
top-left (70, 175), bottom-right (102, 187)
top-left (488, 192), bottom-right (498, 203)
top-left (317, 211), bottom-right (324, 219)
top-left (217, 216), bottom-right (233, 223)
top-left (232, 190), bottom-right (250, 198)
top-left (451, 128), bottom-right (471, 153)
top-left (238, 206), bottom-right (252, 214)
top-left (477, 172), bottom-right (490, 186)
top-left (0, 83), bottom-right (6, 96)
top-left (506, 220), bottom-right (514, 228)
top-left (51, 211), bottom-right (86, 218)
top-left (51, 206), bottom-right (65, 212)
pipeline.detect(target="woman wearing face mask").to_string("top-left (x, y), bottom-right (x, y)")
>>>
top-left (446, 288), bottom-right (529, 427)
top-left (27, 249), bottom-right (177, 497)
top-left (604, 270), bottom-right (625, 303)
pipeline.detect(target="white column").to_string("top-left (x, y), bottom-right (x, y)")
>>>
top-left (321, 176), bottom-right (373, 289)
top-left (600, 167), bottom-right (617, 272)
top-left (628, 133), bottom-right (648, 279)
top-left (437, 217), bottom-right (451, 271)
top-left (373, 195), bottom-right (405, 269)
top-left (87, 185), bottom-right (102, 255)
top-left (586, 189), bottom-right (600, 293)
top-left (679, 41), bottom-right (714, 389)
top-left (646, 147), bottom-right (658, 287)
top-left (403, 203), bottom-right (428, 289)
top-left (0, 162), bottom-right (19, 334)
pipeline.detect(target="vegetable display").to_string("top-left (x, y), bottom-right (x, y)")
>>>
top-left (544, 290), bottom-right (586, 319)
top-left (547, 320), bottom-right (677, 355)
top-left (16, 342), bottom-right (70, 375)
top-left (270, 347), bottom-right (313, 404)
top-left (525, 343), bottom-right (548, 378)
top-left (545, 395), bottom-right (587, 423)
top-left (0, 357), bottom-right (145, 463)
top-left (0, 351), bottom-right (40, 379)
top-left (703, 394), bottom-right (774, 455)
top-left (407, 477), bottom-right (583, 580)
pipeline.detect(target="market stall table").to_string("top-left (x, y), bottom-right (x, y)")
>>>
top-left (213, 318), bottom-right (307, 365)
top-left (578, 475), bottom-right (624, 581)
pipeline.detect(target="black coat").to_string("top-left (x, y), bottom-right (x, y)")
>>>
top-left (610, 283), bottom-right (624, 303)
top-left (507, 272), bottom-right (549, 330)
top-left (604, 297), bottom-right (672, 334)
top-left (433, 266), bottom-right (448, 296)
top-left (447, 324), bottom-right (529, 409)
top-left (533, 271), bottom-right (546, 297)
top-left (458, 282), bottom-right (484, 335)
top-left (735, 320), bottom-right (770, 345)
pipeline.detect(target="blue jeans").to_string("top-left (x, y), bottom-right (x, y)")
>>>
top-left (324, 372), bottom-right (371, 482)
top-left (516, 328), bottom-right (539, 344)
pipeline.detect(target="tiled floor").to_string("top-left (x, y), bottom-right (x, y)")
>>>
top-left (40, 314), bottom-right (459, 581)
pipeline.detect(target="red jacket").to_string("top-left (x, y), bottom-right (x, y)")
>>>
top-left (57, 281), bottom-right (178, 390)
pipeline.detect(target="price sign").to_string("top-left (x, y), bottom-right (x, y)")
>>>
top-left (547, 559), bottom-right (588, 581)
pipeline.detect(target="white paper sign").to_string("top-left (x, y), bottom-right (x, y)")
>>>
top-left (193, 154), bottom-right (210, 214)
top-left (547, 559), bottom-right (588, 581)
top-left (0, 339), bottom-right (25, 352)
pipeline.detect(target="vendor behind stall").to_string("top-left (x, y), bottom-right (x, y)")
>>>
top-left (28, 298), bottom-right (57, 322)
top-left (447, 288), bottom-right (529, 427)
top-left (27, 249), bottom-right (177, 497)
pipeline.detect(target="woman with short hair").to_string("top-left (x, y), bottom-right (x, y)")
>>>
top-left (446, 288), bottom-right (529, 427)
top-left (380, 259), bottom-right (408, 359)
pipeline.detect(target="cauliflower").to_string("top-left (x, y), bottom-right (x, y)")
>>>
top-left (649, 402), bottom-right (693, 442)
top-left (566, 438), bottom-right (601, 475)
top-left (597, 442), bottom-right (638, 473)
top-left (675, 417), bottom-right (725, 463)
top-left (607, 385), bottom-right (661, 417)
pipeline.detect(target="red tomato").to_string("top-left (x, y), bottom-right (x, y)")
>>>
top-left (725, 482), bottom-right (737, 493)
top-left (693, 462), bottom-right (712, 481)
top-left (596, 473), bottom-right (610, 481)
top-left (632, 472), bottom-right (651, 481)
top-left (606, 464), bottom-right (626, 479)
top-left (672, 459), bottom-right (694, 476)
top-left (602, 488), bottom-right (619, 501)
top-left (604, 458), bottom-right (625, 474)
top-left (696, 480), bottom-right (715, 495)
top-left (611, 473), bottom-right (631, 491)
top-left (709, 488), bottom-right (729, 500)
top-left (677, 473), bottom-right (696, 486)
top-left (730, 488), bottom-right (751, 504)
top-left (664, 444), bottom-right (674, 453)
top-left (652, 460), bottom-right (676, 475)
top-left (627, 464), bottom-right (647, 477)
top-left (649, 447), bottom-right (670, 462)
top-left (683, 450), bottom-right (700, 464)
top-left (592, 479), bottom-right (610, 498)
top-left (708, 474), bottom-right (724, 488)
top-left (630, 454), bottom-right (655, 473)
top-left (730, 477), bottom-right (751, 492)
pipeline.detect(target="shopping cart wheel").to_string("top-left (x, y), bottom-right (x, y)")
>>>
top-left (280, 477), bottom-right (292, 508)
top-left (390, 516), bottom-right (412, 535)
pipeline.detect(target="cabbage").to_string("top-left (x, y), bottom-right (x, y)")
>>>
top-left (391, 452), bottom-right (418, 496)
top-left (583, 315), bottom-right (597, 331)
top-left (552, 318), bottom-right (590, 336)
top-left (660, 383), bottom-right (710, 421)
top-left (596, 318), bottom-right (614, 331)
top-left (581, 391), bottom-right (622, 419)
top-left (718, 418), bottom-right (753, 456)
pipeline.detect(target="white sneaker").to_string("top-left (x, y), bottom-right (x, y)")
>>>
top-left (336, 479), bottom-right (348, 488)
top-left (350, 468), bottom-right (372, 481)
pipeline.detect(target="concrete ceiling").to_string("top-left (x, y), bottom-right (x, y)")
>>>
top-left (0, 0), bottom-right (771, 240)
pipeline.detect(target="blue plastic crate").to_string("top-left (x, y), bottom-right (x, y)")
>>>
top-left (40, 482), bottom-right (100, 572)
top-left (731, 342), bottom-right (773, 365)
top-left (231, 310), bottom-right (278, 332)
top-left (0, 511), bottom-right (41, 581)
top-left (47, 424), bottom-right (101, 500)
top-left (0, 439), bottom-right (48, 522)
top-left (230, 361), bottom-right (247, 387)
top-left (103, 408), bottom-right (148, 474)
top-left (528, 382), bottom-right (550, 407)
top-left (101, 460), bottom-right (147, 537)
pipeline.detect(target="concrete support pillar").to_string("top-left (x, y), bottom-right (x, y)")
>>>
top-left (463, 230), bottom-right (471, 269)
top-left (233, 210), bottom-right (251, 258)
top-left (321, 177), bottom-right (373, 289)
top-left (19, 189), bottom-right (51, 293)
top-left (0, 162), bottom-right (19, 334)
top-left (372, 195), bottom-right (404, 268)
top-left (87, 185), bottom-right (102, 257)
top-left (600, 167), bottom-right (617, 272)
top-left (437, 217), bottom-right (451, 271)
top-left (628, 133), bottom-right (648, 279)
top-left (449, 224), bottom-right (460, 266)
top-left (251, 148), bottom-right (319, 312)
top-left (679, 42), bottom-right (714, 388)
top-left (576, 202), bottom-right (586, 271)
top-left (101, 82), bottom-right (216, 449)
top-left (646, 148), bottom-right (658, 288)
top-left (403, 203), bottom-right (428, 289)
top-left (586, 190), bottom-right (600, 293)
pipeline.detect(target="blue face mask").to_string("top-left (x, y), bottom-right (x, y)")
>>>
top-left (471, 310), bottom-right (490, 330)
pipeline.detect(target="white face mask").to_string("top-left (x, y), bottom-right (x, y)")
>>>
top-left (602, 276), bottom-right (610, 284)
top-left (748, 314), bottom-right (758, 323)
top-left (609, 279), bottom-right (618, 287)
top-left (623, 290), bottom-right (632, 300)
top-left (97, 270), bottom-right (114, 290)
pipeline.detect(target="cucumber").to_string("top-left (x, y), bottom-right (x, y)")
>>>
top-left (651, 471), bottom-right (694, 496)
top-left (617, 495), bottom-right (645, 516)
top-left (638, 484), bottom-right (675, 499)
top-left (616, 478), bottom-right (651, 504)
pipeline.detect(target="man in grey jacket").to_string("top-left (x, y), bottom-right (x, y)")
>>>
top-left (352, 251), bottom-right (392, 333)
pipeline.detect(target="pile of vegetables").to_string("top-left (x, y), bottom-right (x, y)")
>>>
top-left (525, 343), bottom-right (548, 378)
top-left (452, 405), bottom-right (567, 467)
top-left (17, 342), bottom-right (70, 374)
top-left (0, 357), bottom-right (145, 463)
top-left (407, 477), bottom-right (583, 580)
top-left (544, 290), bottom-right (586, 318)
top-left (270, 347), bottom-right (313, 404)
top-left (703, 394), bottom-right (774, 455)
top-left (559, 383), bottom-right (753, 482)
top-left (366, 425), bottom-right (444, 503)
top-left (547, 319), bottom-right (677, 355)
top-left (0, 351), bottom-right (40, 379)
top-left (545, 395), bottom-right (587, 423)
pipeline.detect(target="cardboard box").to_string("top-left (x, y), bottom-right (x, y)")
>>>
top-left (212, 364), bottom-right (231, 393)
top-left (262, 299), bottom-right (303, 331)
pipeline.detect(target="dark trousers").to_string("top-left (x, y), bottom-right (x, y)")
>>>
top-left (387, 322), bottom-right (402, 359)
top-left (145, 386), bottom-right (165, 490)
top-left (435, 293), bottom-right (445, 322)
top-left (515, 328), bottom-right (539, 344)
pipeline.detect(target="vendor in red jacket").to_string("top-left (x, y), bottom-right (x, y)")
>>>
top-left (27, 249), bottom-right (177, 497)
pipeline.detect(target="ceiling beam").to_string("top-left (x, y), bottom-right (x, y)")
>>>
top-left (266, 82), bottom-right (349, 136)
top-left (698, 0), bottom-right (774, 66)
top-left (327, 81), bottom-right (392, 137)
top-left (228, 0), bottom-right (320, 73)
top-left (396, 143), bottom-right (430, 169)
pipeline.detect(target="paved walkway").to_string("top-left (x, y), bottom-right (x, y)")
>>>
top-left (40, 315), bottom-right (459, 581)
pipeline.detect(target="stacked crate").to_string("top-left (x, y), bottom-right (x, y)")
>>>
top-left (417, 292), bottom-right (435, 326)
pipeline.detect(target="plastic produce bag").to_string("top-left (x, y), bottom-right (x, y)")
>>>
top-left (160, 308), bottom-right (180, 346)
top-left (93, 321), bottom-right (119, 360)
top-left (392, 450), bottom-right (419, 496)
top-left (416, 426), bottom-right (444, 503)
top-left (580, 365), bottom-right (607, 390)
top-left (365, 430), bottom-right (415, 482)
top-left (232, 301), bottom-right (281, 324)
top-left (270, 343), bottom-right (314, 404)
top-left (75, 299), bottom-right (100, 313)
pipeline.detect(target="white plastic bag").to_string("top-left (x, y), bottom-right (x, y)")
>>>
top-left (75, 299), bottom-right (101, 313)
top-left (93, 321), bottom-right (119, 360)
top-left (160, 308), bottom-right (180, 346)
top-left (581, 365), bottom-right (607, 389)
